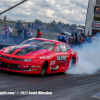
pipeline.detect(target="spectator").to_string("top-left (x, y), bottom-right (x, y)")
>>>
top-left (16, 21), bottom-right (21, 29)
top-left (74, 35), bottom-right (78, 45)
top-left (17, 26), bottom-right (23, 44)
top-left (2, 25), bottom-right (6, 35)
top-left (26, 30), bottom-right (30, 40)
top-left (58, 32), bottom-right (66, 43)
top-left (29, 30), bottom-right (33, 38)
top-left (41, 25), bottom-right (43, 31)
top-left (78, 36), bottom-right (83, 45)
top-left (81, 36), bottom-right (85, 43)
top-left (31, 22), bottom-right (34, 30)
top-left (75, 31), bottom-right (77, 36)
top-left (37, 24), bottom-right (39, 30)
top-left (28, 22), bottom-right (31, 30)
top-left (69, 34), bottom-right (74, 44)
top-left (9, 26), bottom-right (13, 37)
top-left (85, 36), bottom-right (92, 43)
top-left (16, 21), bottom-right (19, 29)
top-left (65, 34), bottom-right (69, 44)
top-left (8, 26), bottom-right (13, 43)
top-left (3, 25), bottom-right (9, 43)
top-left (36, 29), bottom-right (42, 38)
top-left (2, 25), bottom-right (6, 43)
top-left (19, 21), bottom-right (22, 28)
top-left (35, 23), bottom-right (38, 31)
top-left (24, 27), bottom-right (28, 41)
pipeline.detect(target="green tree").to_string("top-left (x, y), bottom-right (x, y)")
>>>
top-left (35, 19), bottom-right (42, 25)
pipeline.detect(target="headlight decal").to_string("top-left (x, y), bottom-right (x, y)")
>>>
top-left (0, 55), bottom-right (32, 62)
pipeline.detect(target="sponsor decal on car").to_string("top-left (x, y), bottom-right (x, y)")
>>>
top-left (40, 56), bottom-right (45, 59)
top-left (32, 66), bottom-right (36, 68)
top-left (46, 56), bottom-right (50, 59)
top-left (37, 66), bottom-right (41, 68)
top-left (57, 56), bottom-right (67, 61)
top-left (50, 61), bottom-right (56, 65)
top-left (40, 56), bottom-right (50, 59)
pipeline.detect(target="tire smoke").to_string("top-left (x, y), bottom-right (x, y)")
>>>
top-left (67, 37), bottom-right (100, 75)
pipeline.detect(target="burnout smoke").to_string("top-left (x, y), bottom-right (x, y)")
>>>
top-left (67, 36), bottom-right (100, 75)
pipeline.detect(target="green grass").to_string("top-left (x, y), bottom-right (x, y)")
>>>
top-left (0, 20), bottom-right (58, 40)
top-left (0, 27), bottom-right (58, 40)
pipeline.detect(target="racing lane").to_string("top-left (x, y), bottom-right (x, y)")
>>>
top-left (0, 71), bottom-right (100, 100)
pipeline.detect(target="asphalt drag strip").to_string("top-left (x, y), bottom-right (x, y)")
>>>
top-left (0, 70), bottom-right (100, 100)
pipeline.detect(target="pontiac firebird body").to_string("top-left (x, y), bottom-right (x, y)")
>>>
top-left (0, 38), bottom-right (78, 75)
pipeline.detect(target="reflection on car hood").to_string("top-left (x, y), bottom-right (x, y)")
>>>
top-left (7, 45), bottom-right (44, 56)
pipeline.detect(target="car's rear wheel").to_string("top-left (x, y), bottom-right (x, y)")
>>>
top-left (41, 62), bottom-right (47, 75)
top-left (69, 57), bottom-right (74, 68)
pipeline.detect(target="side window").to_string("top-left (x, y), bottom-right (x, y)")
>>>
top-left (56, 44), bottom-right (67, 52)
top-left (60, 44), bottom-right (67, 52)
top-left (56, 45), bottom-right (61, 52)
top-left (66, 45), bottom-right (70, 51)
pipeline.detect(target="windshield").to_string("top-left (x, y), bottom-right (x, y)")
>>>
top-left (21, 39), bottom-right (45, 45)
top-left (20, 39), bottom-right (55, 51)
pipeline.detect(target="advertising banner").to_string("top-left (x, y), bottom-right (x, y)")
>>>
top-left (94, 6), bottom-right (100, 14)
top-left (92, 21), bottom-right (100, 28)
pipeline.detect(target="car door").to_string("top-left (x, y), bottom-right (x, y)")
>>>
top-left (55, 44), bottom-right (70, 71)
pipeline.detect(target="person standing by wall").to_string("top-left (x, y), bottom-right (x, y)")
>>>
top-left (31, 22), bottom-right (34, 30)
top-left (3, 25), bottom-right (9, 43)
top-left (69, 34), bottom-right (74, 44)
top-left (28, 22), bottom-right (31, 30)
top-left (29, 30), bottom-right (33, 38)
top-left (9, 26), bottom-right (13, 37)
top-left (58, 32), bottom-right (66, 43)
top-left (8, 26), bottom-right (13, 43)
top-left (24, 27), bottom-right (28, 41)
top-left (17, 26), bottom-right (23, 44)
top-left (41, 25), bottom-right (43, 31)
top-left (1, 25), bottom-right (6, 43)
top-left (36, 29), bottom-right (42, 38)
top-left (74, 35), bottom-right (78, 45)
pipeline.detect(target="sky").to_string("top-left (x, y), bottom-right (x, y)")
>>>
top-left (0, 0), bottom-right (89, 25)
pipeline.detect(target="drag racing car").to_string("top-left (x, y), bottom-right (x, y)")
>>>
top-left (0, 38), bottom-right (78, 75)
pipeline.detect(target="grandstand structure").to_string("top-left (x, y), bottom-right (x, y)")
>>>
top-left (85, 0), bottom-right (100, 36)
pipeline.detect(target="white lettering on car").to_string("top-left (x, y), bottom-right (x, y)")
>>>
top-left (40, 56), bottom-right (45, 59)
top-left (40, 56), bottom-right (50, 59)
top-left (57, 56), bottom-right (67, 61)
top-left (50, 61), bottom-right (56, 65)
top-left (47, 56), bottom-right (50, 59)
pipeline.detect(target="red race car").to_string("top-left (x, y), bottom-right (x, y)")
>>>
top-left (0, 38), bottom-right (78, 75)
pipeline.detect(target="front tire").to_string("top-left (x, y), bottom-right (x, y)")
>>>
top-left (41, 62), bottom-right (47, 75)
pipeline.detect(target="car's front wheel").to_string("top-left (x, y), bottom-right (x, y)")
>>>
top-left (41, 62), bottom-right (47, 75)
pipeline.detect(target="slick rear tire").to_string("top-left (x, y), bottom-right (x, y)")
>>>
top-left (69, 58), bottom-right (74, 68)
top-left (41, 62), bottom-right (47, 76)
